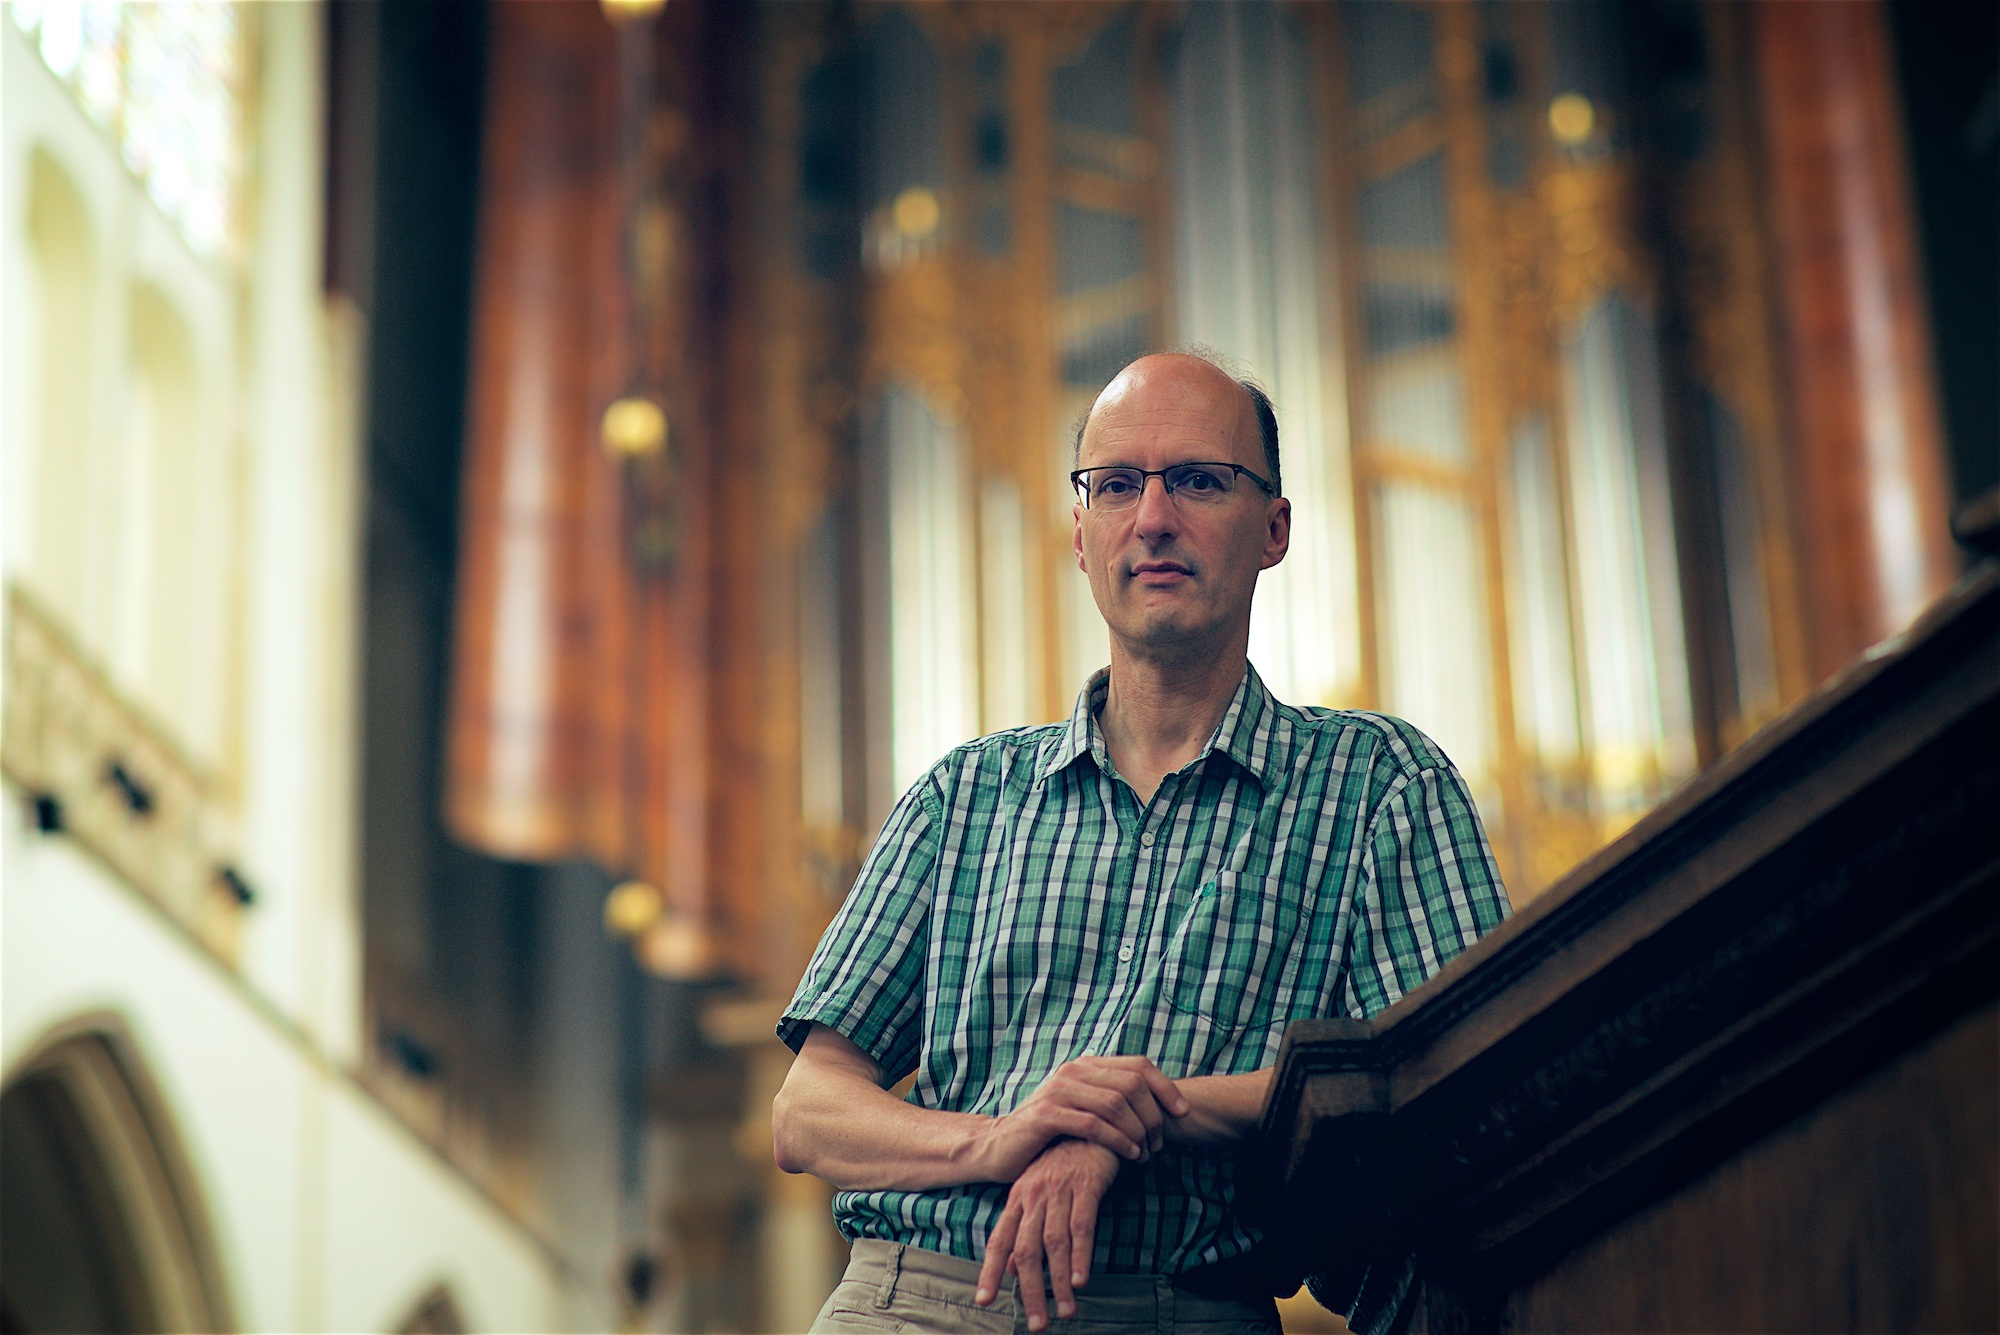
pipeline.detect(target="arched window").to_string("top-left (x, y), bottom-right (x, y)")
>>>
top-left (125, 281), bottom-right (225, 757)
top-left (0, 1023), bottom-right (233, 1333)
top-left (24, 148), bottom-right (101, 625)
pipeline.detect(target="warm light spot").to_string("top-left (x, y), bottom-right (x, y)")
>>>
top-left (600, 0), bottom-right (666, 22)
top-left (602, 396), bottom-right (666, 456)
top-left (892, 186), bottom-right (941, 239)
top-left (637, 914), bottom-right (716, 979)
top-left (603, 879), bottom-right (663, 937)
top-left (1549, 93), bottom-right (1595, 146)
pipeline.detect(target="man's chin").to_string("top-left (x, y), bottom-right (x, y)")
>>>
top-left (1109, 606), bottom-right (1213, 651)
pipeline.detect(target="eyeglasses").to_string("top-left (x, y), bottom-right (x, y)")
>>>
top-left (1069, 461), bottom-right (1277, 510)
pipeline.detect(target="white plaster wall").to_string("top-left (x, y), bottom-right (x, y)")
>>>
top-left (3, 7), bottom-right (575, 1330)
top-left (1, 3), bottom-right (362, 1061)
top-left (229, 0), bottom-right (365, 1070)
top-left (1, 803), bottom-right (567, 1333)
top-left (1, 15), bottom-right (239, 747)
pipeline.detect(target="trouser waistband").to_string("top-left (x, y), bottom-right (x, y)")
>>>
top-left (841, 1238), bottom-right (1280, 1325)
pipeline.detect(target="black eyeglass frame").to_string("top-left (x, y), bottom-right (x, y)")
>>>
top-left (1068, 461), bottom-right (1279, 509)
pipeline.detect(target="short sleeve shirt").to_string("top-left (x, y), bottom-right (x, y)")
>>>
top-left (779, 663), bottom-right (1510, 1276)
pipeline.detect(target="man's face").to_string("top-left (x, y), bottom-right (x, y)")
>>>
top-left (1072, 355), bottom-right (1291, 657)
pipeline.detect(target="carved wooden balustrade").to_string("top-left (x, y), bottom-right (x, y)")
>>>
top-left (1252, 563), bottom-right (1998, 1334)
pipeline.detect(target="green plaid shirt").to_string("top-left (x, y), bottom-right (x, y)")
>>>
top-left (779, 663), bottom-right (1509, 1275)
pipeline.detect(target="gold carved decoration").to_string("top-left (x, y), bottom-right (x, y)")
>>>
top-left (1540, 159), bottom-right (1652, 322)
top-left (2, 585), bottom-right (247, 963)
top-left (865, 258), bottom-right (968, 422)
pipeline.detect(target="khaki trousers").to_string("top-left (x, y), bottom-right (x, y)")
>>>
top-left (811, 1239), bottom-right (1282, 1335)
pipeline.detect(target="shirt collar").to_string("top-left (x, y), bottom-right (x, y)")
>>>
top-left (1208, 661), bottom-right (1277, 784)
top-left (1036, 661), bottom-right (1278, 789)
top-left (1039, 669), bottom-right (1108, 783)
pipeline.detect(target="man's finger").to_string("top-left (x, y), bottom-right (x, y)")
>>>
top-left (1077, 1056), bottom-right (1188, 1124)
top-left (1072, 1082), bottom-right (1155, 1148)
top-left (1077, 1067), bottom-right (1168, 1135)
top-left (1070, 1182), bottom-right (1100, 1289)
top-left (1052, 1107), bottom-right (1144, 1161)
top-left (1132, 1060), bottom-right (1191, 1117)
top-left (977, 1202), bottom-right (1020, 1306)
top-left (1044, 1185), bottom-right (1075, 1319)
top-left (1012, 1198), bottom-right (1050, 1333)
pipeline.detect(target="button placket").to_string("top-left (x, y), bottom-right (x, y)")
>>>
top-left (1120, 816), bottom-right (1162, 973)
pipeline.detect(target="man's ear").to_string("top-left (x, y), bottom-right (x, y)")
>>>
top-left (1073, 502), bottom-right (1089, 572)
top-left (1260, 497), bottom-right (1292, 570)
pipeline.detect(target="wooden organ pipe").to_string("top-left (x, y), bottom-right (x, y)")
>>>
top-left (447, 0), bottom-right (631, 868)
top-left (1752, 0), bottom-right (1959, 681)
top-left (446, 0), bottom-right (766, 984)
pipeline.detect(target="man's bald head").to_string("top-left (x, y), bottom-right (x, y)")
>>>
top-left (1071, 351), bottom-right (1281, 496)
top-left (1067, 350), bottom-right (1293, 665)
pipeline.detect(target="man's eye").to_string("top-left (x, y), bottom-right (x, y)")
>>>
top-left (1099, 477), bottom-right (1136, 494)
top-left (1179, 469), bottom-right (1223, 491)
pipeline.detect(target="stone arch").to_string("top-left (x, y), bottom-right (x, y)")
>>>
top-left (0, 1016), bottom-right (234, 1333)
top-left (395, 1282), bottom-right (468, 1335)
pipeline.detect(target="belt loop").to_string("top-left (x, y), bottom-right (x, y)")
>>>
top-left (872, 1243), bottom-right (903, 1310)
top-left (1156, 1275), bottom-right (1174, 1335)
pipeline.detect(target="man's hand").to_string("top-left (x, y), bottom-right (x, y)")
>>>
top-left (975, 1139), bottom-right (1120, 1332)
top-left (974, 1055), bottom-right (1189, 1182)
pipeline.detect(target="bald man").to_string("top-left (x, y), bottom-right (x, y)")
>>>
top-left (774, 353), bottom-right (1510, 1333)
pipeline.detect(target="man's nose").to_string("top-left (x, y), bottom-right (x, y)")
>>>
top-left (1131, 473), bottom-right (1179, 538)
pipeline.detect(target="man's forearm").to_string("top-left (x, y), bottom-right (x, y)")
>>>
top-left (776, 1025), bottom-right (1190, 1192)
top-left (1162, 1068), bottom-right (1273, 1149)
top-left (772, 1039), bottom-right (998, 1192)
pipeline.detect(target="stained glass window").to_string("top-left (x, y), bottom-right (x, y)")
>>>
top-left (10, 1), bottom-right (242, 258)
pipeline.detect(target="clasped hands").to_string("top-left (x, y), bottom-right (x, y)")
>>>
top-left (971, 1055), bottom-right (1188, 1332)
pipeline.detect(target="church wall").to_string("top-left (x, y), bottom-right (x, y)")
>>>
top-left (2, 5), bottom-right (593, 1329)
top-left (2, 19), bottom-right (240, 769)
top-left (1, 801), bottom-right (565, 1332)
top-left (227, 0), bottom-right (362, 1059)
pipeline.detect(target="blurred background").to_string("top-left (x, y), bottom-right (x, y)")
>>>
top-left (1, 0), bottom-right (1992, 1331)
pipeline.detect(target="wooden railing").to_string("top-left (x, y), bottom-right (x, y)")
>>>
top-left (1252, 562), bottom-right (1999, 1334)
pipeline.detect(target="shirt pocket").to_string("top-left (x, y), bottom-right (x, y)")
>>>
top-left (1160, 870), bottom-right (1305, 1037)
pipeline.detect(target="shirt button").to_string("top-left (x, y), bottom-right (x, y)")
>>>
top-left (1140, 831), bottom-right (1155, 847)
top-left (1117, 944), bottom-right (1134, 962)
